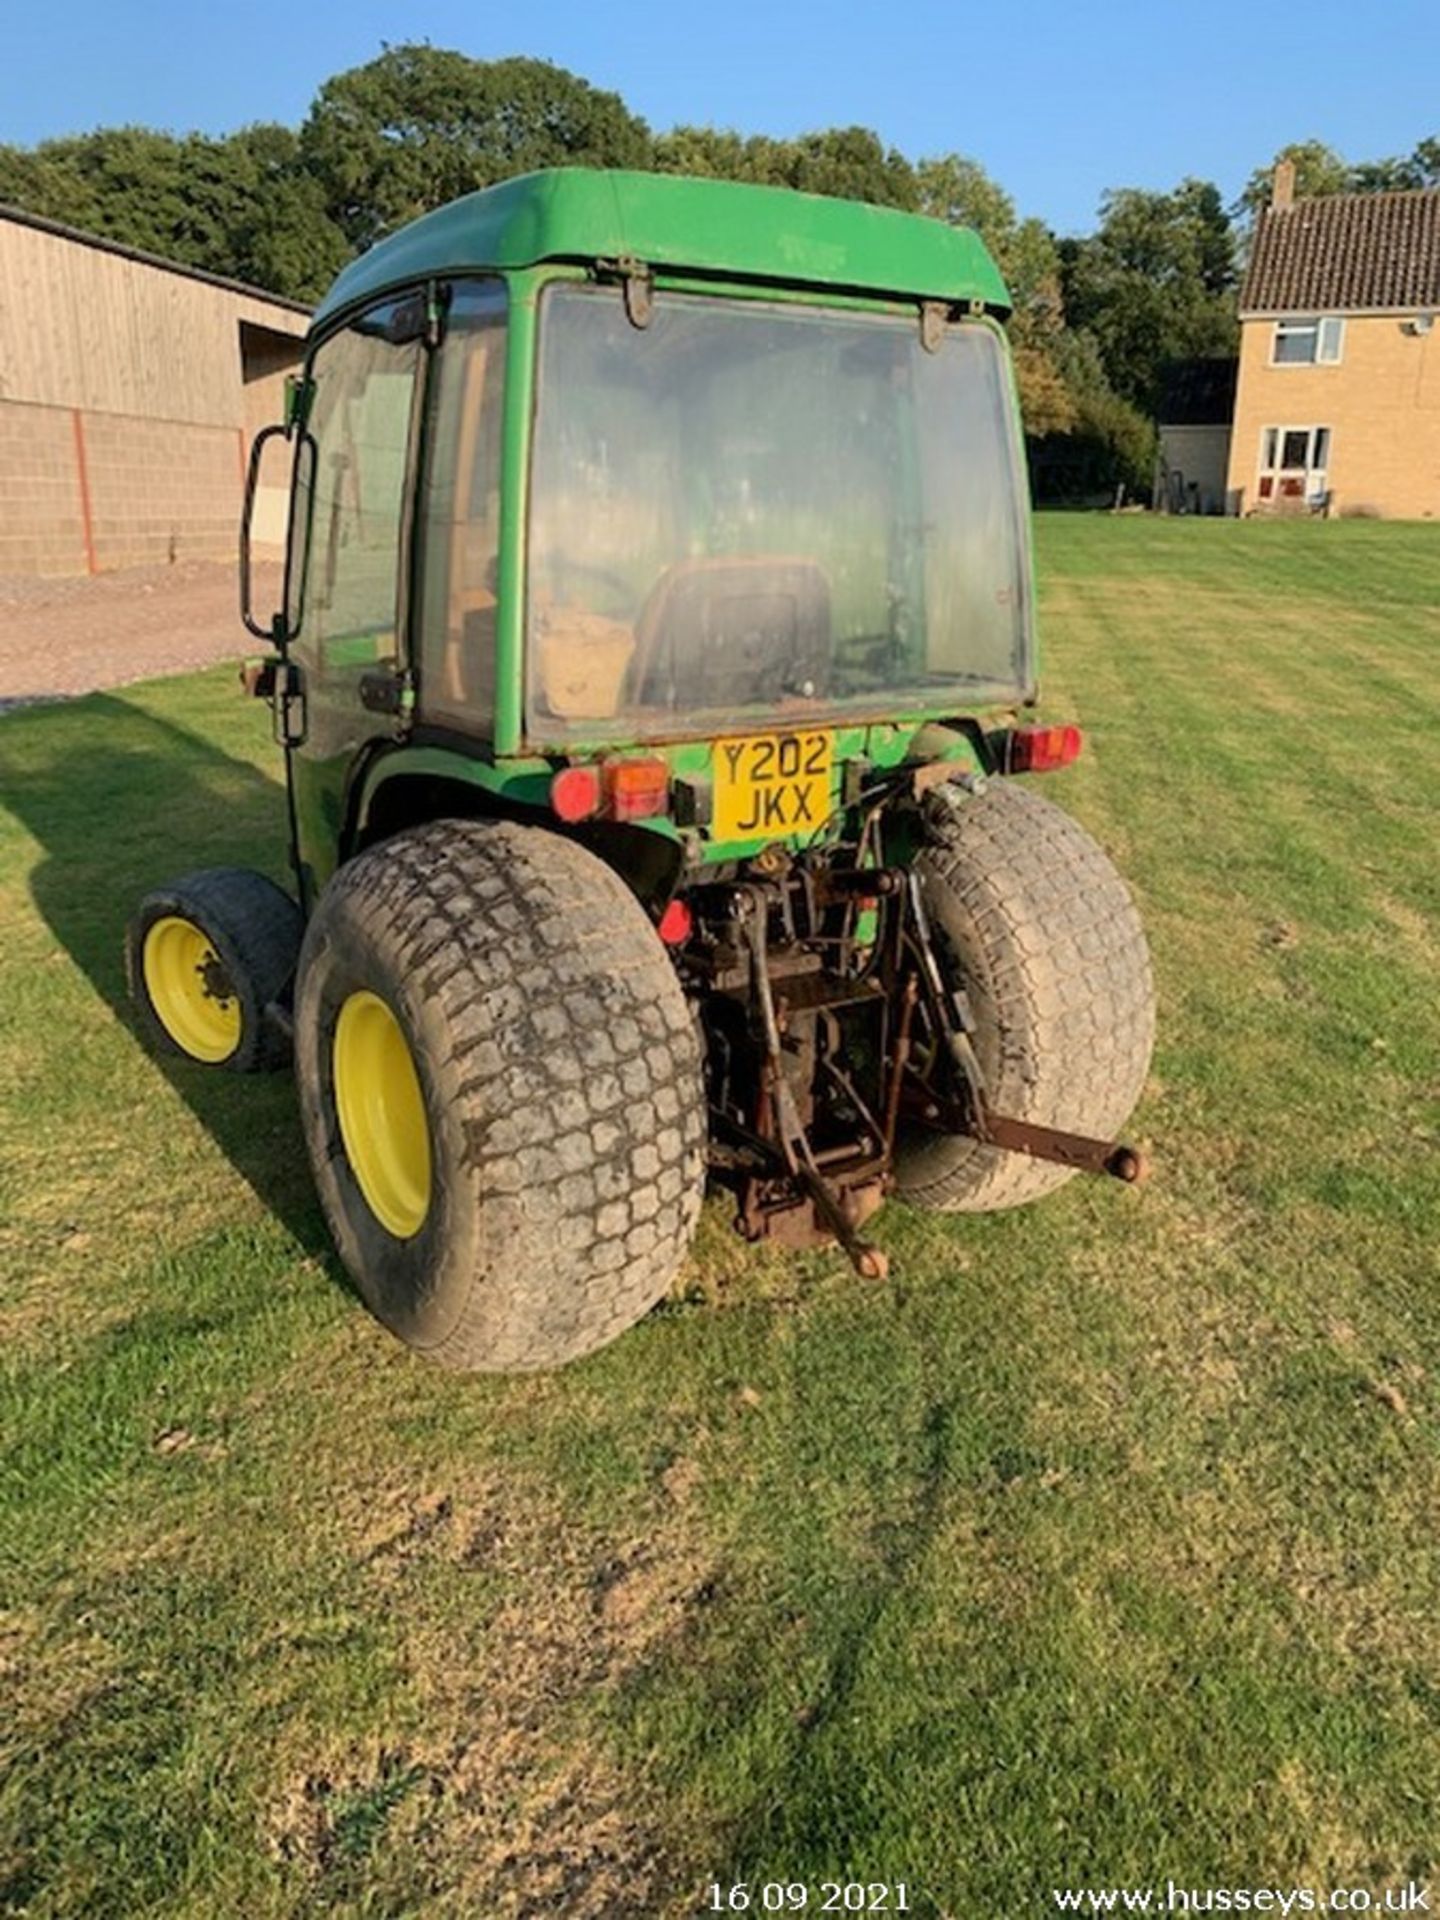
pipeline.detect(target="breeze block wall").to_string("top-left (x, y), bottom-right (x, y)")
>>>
top-left (0, 400), bottom-right (244, 574)
top-left (0, 401), bottom-right (89, 576)
top-left (82, 413), bottom-right (243, 570)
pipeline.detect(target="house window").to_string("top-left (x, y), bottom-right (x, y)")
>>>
top-left (1272, 316), bottom-right (1345, 365)
top-left (1257, 425), bottom-right (1331, 501)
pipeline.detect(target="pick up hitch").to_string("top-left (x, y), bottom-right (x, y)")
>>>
top-left (715, 867), bottom-right (1146, 1285)
top-left (738, 885), bottom-right (891, 1279)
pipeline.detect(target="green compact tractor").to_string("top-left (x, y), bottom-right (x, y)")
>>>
top-left (127, 170), bottom-right (1154, 1372)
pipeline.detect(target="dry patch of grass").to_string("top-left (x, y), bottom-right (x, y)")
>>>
top-left (254, 1466), bottom-right (722, 1916)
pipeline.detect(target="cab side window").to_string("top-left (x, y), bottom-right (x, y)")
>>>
top-left (288, 298), bottom-right (424, 756)
top-left (416, 281), bottom-right (508, 731)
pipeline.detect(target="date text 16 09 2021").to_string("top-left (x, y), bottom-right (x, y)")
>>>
top-left (705, 1886), bottom-right (912, 1913)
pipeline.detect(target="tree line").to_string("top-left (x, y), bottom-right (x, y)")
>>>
top-left (2, 46), bottom-right (1434, 499)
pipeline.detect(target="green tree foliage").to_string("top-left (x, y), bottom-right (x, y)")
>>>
top-left (1237, 134), bottom-right (1440, 219)
top-left (915, 155), bottom-right (1062, 329)
top-left (0, 144), bottom-right (55, 214)
top-left (224, 125), bottom-right (351, 301)
top-left (0, 123), bottom-right (347, 300)
top-left (301, 47), bottom-right (653, 249)
top-left (1236, 138), bottom-right (1351, 219)
top-left (1028, 332), bottom-right (1157, 503)
top-left (653, 125), bottom-right (916, 208)
top-left (1060, 179), bottom-right (1237, 417)
top-left (0, 126), bottom-right (240, 259)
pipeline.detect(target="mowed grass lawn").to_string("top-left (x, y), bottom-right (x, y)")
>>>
top-left (3, 515), bottom-right (1440, 1918)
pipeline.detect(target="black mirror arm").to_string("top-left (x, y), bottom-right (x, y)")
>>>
top-left (240, 422), bottom-right (290, 642)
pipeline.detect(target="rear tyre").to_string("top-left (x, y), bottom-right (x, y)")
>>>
top-left (126, 868), bottom-right (301, 1071)
top-left (894, 783), bottom-right (1154, 1213)
top-left (293, 819), bottom-right (707, 1373)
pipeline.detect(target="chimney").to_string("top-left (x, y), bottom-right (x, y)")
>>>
top-left (1272, 159), bottom-right (1296, 211)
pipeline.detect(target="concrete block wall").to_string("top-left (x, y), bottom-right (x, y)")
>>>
top-left (0, 401), bottom-right (89, 575)
top-left (1156, 424), bottom-right (1232, 515)
top-left (0, 398), bottom-right (246, 576)
top-left (83, 413), bottom-right (243, 570)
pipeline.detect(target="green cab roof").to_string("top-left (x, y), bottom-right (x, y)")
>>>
top-left (311, 167), bottom-right (1012, 330)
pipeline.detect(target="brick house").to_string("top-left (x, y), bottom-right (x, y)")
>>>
top-left (1226, 163), bottom-right (1440, 518)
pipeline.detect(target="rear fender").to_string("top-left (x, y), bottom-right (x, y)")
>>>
top-left (353, 746), bottom-right (685, 909)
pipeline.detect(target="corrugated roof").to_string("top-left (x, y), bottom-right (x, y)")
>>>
top-left (1241, 186), bottom-right (1440, 315)
top-left (0, 202), bottom-right (312, 316)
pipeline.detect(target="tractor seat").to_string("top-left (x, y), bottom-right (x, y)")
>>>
top-left (626, 556), bottom-right (832, 713)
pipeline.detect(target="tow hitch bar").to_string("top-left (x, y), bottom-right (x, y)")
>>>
top-left (903, 867), bottom-right (1149, 1191)
top-left (972, 1108), bottom-right (1147, 1185)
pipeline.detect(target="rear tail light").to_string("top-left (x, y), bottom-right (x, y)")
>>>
top-left (657, 898), bottom-right (693, 946)
top-left (550, 757), bottom-right (672, 824)
top-left (603, 756), bottom-right (670, 822)
top-left (1006, 724), bottom-right (1083, 774)
top-left (550, 764), bottom-right (602, 822)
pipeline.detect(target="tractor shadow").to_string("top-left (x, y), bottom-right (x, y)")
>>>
top-left (3, 689), bottom-right (335, 1265)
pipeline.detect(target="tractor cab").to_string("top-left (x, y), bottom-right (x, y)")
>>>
top-left (241, 169), bottom-right (1033, 900)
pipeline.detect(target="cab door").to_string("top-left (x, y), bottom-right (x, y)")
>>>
top-left (283, 293), bottom-right (427, 904)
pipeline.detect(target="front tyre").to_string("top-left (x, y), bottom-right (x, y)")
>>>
top-left (894, 783), bottom-right (1154, 1213)
top-left (293, 819), bottom-right (707, 1372)
top-left (126, 868), bottom-right (301, 1071)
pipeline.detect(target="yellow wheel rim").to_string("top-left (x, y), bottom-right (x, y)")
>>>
top-left (333, 990), bottom-right (432, 1239)
top-left (142, 916), bottom-right (243, 1063)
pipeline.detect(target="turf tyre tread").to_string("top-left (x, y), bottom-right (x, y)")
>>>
top-left (895, 782), bottom-right (1154, 1212)
top-left (294, 819), bottom-right (706, 1372)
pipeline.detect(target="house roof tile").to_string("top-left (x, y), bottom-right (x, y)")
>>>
top-left (1240, 187), bottom-right (1440, 314)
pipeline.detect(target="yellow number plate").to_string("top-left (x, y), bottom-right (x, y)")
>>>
top-left (713, 732), bottom-right (833, 841)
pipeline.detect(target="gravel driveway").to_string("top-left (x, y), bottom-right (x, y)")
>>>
top-left (0, 559), bottom-right (282, 709)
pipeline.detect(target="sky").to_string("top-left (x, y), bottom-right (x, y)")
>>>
top-left (2, 0), bottom-right (1435, 236)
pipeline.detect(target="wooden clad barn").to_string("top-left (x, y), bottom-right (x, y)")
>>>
top-left (0, 206), bottom-right (309, 576)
